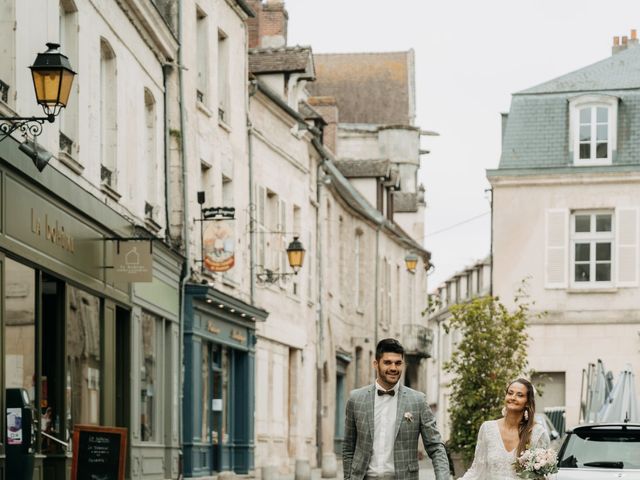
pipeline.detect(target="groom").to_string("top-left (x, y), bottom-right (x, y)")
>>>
top-left (343, 338), bottom-right (450, 480)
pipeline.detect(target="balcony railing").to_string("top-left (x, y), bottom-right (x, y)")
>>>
top-left (402, 324), bottom-right (434, 359)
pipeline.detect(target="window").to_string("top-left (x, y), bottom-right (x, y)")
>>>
top-left (140, 311), bottom-right (159, 441)
top-left (354, 231), bottom-right (362, 308)
top-left (0, 1), bottom-right (15, 106)
top-left (100, 39), bottom-right (117, 189)
top-left (570, 95), bottom-right (618, 166)
top-left (59, 0), bottom-right (79, 157)
top-left (196, 7), bottom-right (208, 105)
top-left (292, 205), bottom-right (301, 296)
top-left (217, 29), bottom-right (229, 123)
top-left (144, 89), bottom-right (158, 216)
top-left (571, 211), bottom-right (614, 285)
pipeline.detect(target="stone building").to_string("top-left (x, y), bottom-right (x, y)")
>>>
top-left (0, 1), bottom-right (181, 479)
top-left (308, 50), bottom-right (434, 473)
top-left (425, 258), bottom-right (491, 441)
top-left (488, 31), bottom-right (640, 427)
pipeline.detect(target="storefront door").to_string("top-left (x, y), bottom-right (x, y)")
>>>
top-left (4, 258), bottom-right (115, 480)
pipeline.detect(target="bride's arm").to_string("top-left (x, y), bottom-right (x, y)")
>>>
top-left (533, 424), bottom-right (551, 449)
top-left (458, 422), bottom-right (488, 480)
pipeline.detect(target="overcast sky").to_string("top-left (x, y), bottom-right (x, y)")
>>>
top-left (286, 0), bottom-right (640, 289)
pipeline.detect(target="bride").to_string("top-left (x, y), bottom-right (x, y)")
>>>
top-left (458, 378), bottom-right (550, 479)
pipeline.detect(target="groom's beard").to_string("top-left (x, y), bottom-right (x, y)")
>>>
top-left (376, 367), bottom-right (402, 388)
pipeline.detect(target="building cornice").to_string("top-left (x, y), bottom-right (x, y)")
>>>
top-left (115, 0), bottom-right (179, 62)
top-left (488, 166), bottom-right (640, 187)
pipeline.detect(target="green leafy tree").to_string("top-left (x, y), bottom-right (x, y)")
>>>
top-left (443, 290), bottom-right (538, 464)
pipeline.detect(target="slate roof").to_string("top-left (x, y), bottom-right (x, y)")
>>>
top-left (248, 46), bottom-right (314, 78)
top-left (334, 159), bottom-right (390, 178)
top-left (307, 51), bottom-right (414, 125)
top-left (520, 45), bottom-right (640, 94)
top-left (496, 46), bottom-right (640, 172)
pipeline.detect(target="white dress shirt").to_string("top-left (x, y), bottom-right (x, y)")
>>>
top-left (367, 381), bottom-right (400, 477)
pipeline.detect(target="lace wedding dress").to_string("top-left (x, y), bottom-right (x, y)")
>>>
top-left (458, 420), bottom-right (550, 480)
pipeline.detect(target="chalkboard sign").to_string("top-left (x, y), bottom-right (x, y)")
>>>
top-left (71, 425), bottom-right (127, 480)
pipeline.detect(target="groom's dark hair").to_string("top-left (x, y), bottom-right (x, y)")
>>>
top-left (375, 338), bottom-right (404, 360)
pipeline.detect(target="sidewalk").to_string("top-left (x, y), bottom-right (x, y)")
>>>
top-left (284, 459), bottom-right (442, 480)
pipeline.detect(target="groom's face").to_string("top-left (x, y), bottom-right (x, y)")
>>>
top-left (373, 352), bottom-right (404, 389)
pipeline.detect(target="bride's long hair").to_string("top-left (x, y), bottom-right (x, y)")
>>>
top-left (507, 378), bottom-right (536, 457)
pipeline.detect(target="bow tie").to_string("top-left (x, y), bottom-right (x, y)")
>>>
top-left (377, 389), bottom-right (395, 397)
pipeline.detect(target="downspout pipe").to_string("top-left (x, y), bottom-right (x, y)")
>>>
top-left (177, 0), bottom-right (190, 473)
top-left (162, 64), bottom-right (172, 244)
top-left (248, 78), bottom-right (257, 303)
top-left (315, 155), bottom-right (326, 468)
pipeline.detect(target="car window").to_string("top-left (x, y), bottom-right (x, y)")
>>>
top-left (558, 427), bottom-right (640, 470)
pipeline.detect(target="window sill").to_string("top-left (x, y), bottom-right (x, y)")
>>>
top-left (101, 182), bottom-right (121, 201)
top-left (573, 159), bottom-right (612, 167)
top-left (57, 151), bottom-right (84, 175)
top-left (197, 100), bottom-right (213, 118)
top-left (567, 286), bottom-right (617, 294)
top-left (218, 118), bottom-right (232, 133)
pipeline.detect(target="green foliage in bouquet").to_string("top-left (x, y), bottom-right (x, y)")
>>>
top-left (442, 286), bottom-right (541, 464)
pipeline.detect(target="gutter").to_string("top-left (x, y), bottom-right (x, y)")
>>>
top-left (235, 0), bottom-right (256, 17)
top-left (162, 64), bottom-right (172, 243)
top-left (310, 137), bottom-right (431, 266)
top-left (177, 0), bottom-right (189, 472)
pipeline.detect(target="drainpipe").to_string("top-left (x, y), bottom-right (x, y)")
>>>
top-left (162, 64), bottom-right (172, 243)
top-left (374, 226), bottom-right (380, 346)
top-left (177, 0), bottom-right (190, 472)
top-left (248, 77), bottom-right (257, 303)
top-left (488, 187), bottom-right (493, 296)
top-left (315, 158), bottom-right (325, 468)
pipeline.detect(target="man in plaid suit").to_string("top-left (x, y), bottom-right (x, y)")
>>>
top-left (343, 338), bottom-right (450, 480)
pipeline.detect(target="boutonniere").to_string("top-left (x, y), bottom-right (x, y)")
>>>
top-left (404, 412), bottom-right (414, 423)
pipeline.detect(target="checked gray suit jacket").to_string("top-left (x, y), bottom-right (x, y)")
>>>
top-left (342, 384), bottom-right (449, 480)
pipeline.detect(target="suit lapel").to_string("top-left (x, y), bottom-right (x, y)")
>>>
top-left (394, 385), bottom-right (407, 439)
top-left (365, 385), bottom-right (376, 441)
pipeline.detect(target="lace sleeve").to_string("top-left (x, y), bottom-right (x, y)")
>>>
top-left (533, 424), bottom-right (551, 450)
top-left (458, 422), bottom-right (488, 480)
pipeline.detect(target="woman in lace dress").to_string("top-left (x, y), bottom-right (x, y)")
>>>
top-left (458, 378), bottom-right (550, 480)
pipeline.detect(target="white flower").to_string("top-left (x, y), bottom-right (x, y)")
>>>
top-left (404, 412), bottom-right (414, 422)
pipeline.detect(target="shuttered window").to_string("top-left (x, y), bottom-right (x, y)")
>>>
top-left (547, 208), bottom-right (639, 289)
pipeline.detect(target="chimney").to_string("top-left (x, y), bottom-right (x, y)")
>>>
top-left (246, 0), bottom-right (262, 49)
top-left (246, 0), bottom-right (289, 49)
top-left (612, 30), bottom-right (639, 55)
top-left (308, 96), bottom-right (339, 154)
top-left (259, 0), bottom-right (288, 48)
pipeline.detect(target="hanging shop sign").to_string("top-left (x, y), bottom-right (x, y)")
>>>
top-left (203, 219), bottom-right (235, 272)
top-left (112, 239), bottom-right (153, 283)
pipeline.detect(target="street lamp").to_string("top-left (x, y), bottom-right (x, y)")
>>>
top-left (286, 236), bottom-right (305, 273)
top-left (0, 43), bottom-right (76, 145)
top-left (405, 253), bottom-right (419, 273)
top-left (256, 236), bottom-right (306, 284)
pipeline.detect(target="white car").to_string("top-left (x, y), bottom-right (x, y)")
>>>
top-left (552, 422), bottom-right (640, 479)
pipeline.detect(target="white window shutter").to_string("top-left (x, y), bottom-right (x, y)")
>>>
top-left (616, 207), bottom-right (639, 287)
top-left (545, 209), bottom-right (569, 288)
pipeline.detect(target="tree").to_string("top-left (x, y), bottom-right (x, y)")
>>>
top-left (443, 289), bottom-right (538, 464)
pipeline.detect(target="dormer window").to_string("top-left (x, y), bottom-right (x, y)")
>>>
top-left (569, 95), bottom-right (618, 166)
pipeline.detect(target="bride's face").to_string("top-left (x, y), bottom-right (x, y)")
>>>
top-left (504, 382), bottom-right (528, 414)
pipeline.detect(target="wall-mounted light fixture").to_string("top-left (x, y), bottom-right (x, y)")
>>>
top-left (256, 236), bottom-right (305, 284)
top-left (404, 253), bottom-right (419, 273)
top-left (0, 43), bottom-right (76, 170)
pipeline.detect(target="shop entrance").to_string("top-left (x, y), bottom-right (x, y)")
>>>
top-left (4, 257), bottom-right (127, 480)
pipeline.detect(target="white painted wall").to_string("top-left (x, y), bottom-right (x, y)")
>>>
top-left (491, 172), bottom-right (640, 428)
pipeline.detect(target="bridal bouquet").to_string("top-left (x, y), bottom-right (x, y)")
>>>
top-left (513, 447), bottom-right (559, 479)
